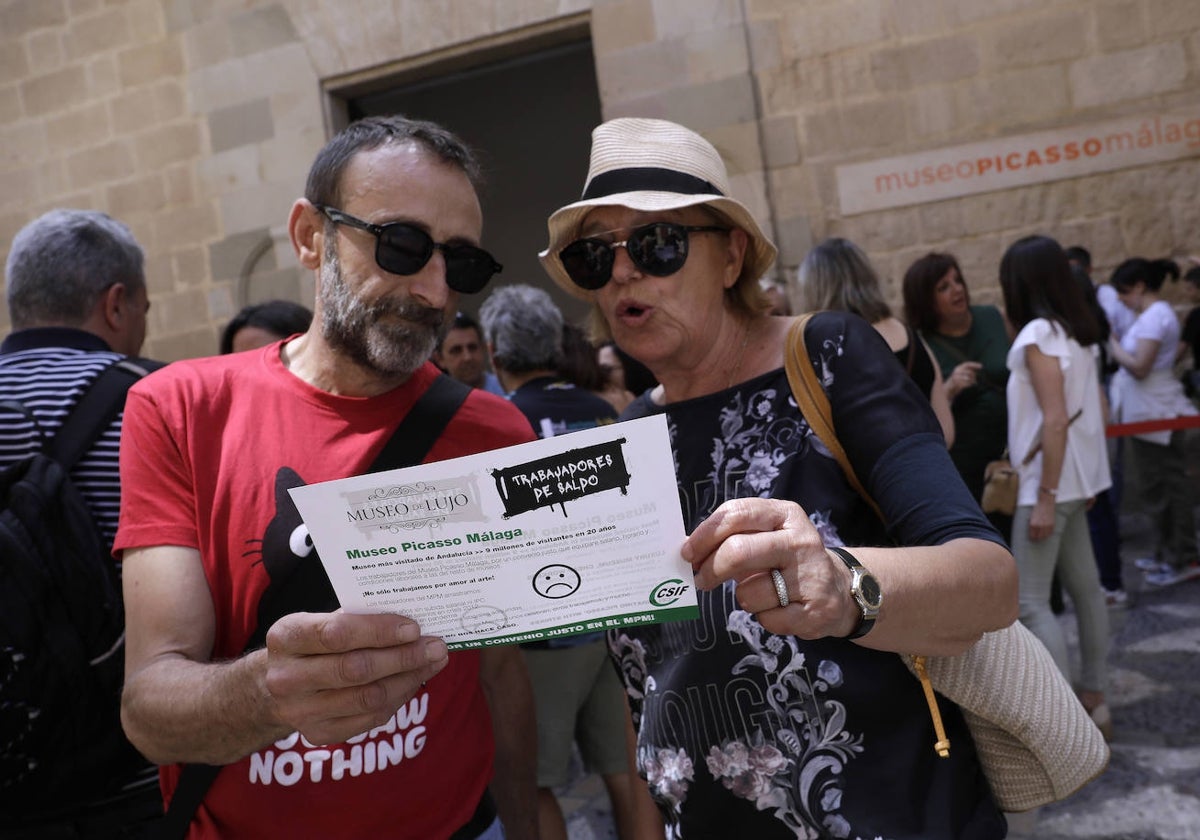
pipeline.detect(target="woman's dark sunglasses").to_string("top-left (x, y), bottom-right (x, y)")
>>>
top-left (315, 205), bottom-right (502, 294)
top-left (559, 222), bottom-right (729, 290)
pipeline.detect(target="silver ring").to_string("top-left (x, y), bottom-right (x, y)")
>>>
top-left (770, 568), bottom-right (789, 608)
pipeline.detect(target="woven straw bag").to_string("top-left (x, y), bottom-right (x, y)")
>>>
top-left (785, 314), bottom-right (1110, 812)
top-left (899, 621), bottom-right (1109, 811)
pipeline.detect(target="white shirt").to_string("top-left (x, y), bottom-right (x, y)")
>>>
top-left (1096, 283), bottom-right (1135, 340)
top-left (1006, 319), bottom-right (1111, 505)
top-left (1111, 300), bottom-right (1197, 444)
top-left (1120, 299), bottom-right (1180, 371)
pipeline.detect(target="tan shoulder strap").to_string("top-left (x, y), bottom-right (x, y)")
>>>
top-left (784, 314), bottom-right (884, 522)
top-left (787, 315), bottom-right (949, 757)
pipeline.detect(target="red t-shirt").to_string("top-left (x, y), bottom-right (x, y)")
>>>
top-left (115, 345), bottom-right (535, 838)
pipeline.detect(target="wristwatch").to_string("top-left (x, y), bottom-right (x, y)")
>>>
top-left (828, 546), bottom-right (882, 639)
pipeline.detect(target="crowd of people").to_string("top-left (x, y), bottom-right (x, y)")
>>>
top-left (2, 111), bottom-right (1197, 839)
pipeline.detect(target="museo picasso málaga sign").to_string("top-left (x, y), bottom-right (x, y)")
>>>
top-left (836, 108), bottom-right (1200, 215)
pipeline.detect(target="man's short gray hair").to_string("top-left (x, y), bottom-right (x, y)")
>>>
top-left (478, 284), bottom-right (563, 374)
top-left (5, 209), bottom-right (145, 329)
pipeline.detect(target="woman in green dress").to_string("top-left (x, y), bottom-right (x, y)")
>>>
top-left (903, 254), bottom-right (1012, 528)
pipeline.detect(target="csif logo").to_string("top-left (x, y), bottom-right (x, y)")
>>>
top-left (649, 578), bottom-right (690, 607)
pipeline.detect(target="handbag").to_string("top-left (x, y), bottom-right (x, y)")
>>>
top-left (784, 314), bottom-right (1109, 812)
top-left (981, 410), bottom-right (1084, 516)
top-left (981, 455), bottom-right (1019, 515)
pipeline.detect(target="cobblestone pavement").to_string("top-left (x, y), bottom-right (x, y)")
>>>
top-left (557, 514), bottom-right (1200, 840)
top-left (1011, 512), bottom-right (1200, 840)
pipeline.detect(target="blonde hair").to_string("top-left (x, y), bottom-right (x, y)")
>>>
top-left (796, 237), bottom-right (890, 323)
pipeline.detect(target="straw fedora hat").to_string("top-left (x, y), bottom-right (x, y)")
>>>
top-left (539, 118), bottom-right (778, 299)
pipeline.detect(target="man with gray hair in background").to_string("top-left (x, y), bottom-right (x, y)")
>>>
top-left (480, 284), bottom-right (617, 436)
top-left (0, 209), bottom-right (162, 836)
top-left (479, 283), bottom-right (644, 840)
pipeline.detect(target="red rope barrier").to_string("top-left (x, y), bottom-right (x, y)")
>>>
top-left (1106, 415), bottom-right (1200, 438)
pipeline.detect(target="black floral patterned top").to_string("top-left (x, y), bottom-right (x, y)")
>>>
top-left (614, 312), bottom-right (1007, 840)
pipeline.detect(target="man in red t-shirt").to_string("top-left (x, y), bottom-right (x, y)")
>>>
top-left (115, 116), bottom-right (538, 839)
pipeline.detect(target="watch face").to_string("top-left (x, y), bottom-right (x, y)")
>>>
top-left (858, 573), bottom-right (882, 608)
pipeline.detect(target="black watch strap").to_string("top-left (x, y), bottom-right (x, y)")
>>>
top-left (828, 546), bottom-right (880, 640)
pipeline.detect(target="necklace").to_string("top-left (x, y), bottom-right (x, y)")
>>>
top-left (727, 323), bottom-right (752, 389)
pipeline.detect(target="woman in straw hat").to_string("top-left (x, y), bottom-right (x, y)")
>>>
top-left (540, 118), bottom-right (1017, 838)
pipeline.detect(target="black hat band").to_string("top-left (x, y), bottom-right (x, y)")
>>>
top-left (581, 167), bottom-right (723, 201)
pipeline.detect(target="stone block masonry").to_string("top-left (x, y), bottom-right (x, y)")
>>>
top-left (1, 0), bottom-right (1196, 353)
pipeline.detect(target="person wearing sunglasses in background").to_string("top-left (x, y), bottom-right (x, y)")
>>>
top-left (540, 118), bottom-right (1016, 839)
top-left (115, 116), bottom-right (537, 839)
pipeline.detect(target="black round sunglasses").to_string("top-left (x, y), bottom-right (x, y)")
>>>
top-left (559, 222), bottom-right (730, 290)
top-left (316, 205), bottom-right (502, 295)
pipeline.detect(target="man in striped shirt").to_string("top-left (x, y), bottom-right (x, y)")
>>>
top-left (1, 209), bottom-right (160, 836)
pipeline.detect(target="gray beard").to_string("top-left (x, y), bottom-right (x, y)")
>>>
top-left (319, 240), bottom-right (444, 379)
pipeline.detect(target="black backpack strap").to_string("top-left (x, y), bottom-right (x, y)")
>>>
top-left (160, 373), bottom-right (472, 840)
top-left (366, 373), bottom-right (472, 478)
top-left (48, 358), bottom-right (163, 469)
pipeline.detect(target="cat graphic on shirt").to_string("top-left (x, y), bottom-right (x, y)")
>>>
top-left (245, 467), bottom-right (338, 633)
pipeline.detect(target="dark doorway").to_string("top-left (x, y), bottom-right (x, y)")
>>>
top-left (348, 39), bottom-right (601, 326)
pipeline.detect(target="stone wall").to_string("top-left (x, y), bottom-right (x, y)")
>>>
top-left (740, 0), bottom-right (1200, 309)
top-left (2, 0), bottom-right (1197, 357)
top-left (0, 0), bottom-right (323, 358)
